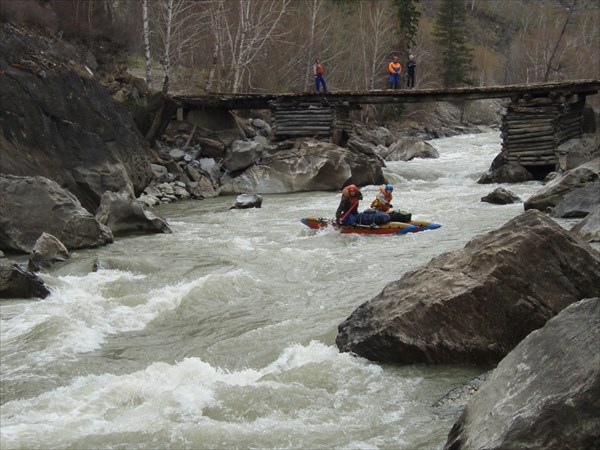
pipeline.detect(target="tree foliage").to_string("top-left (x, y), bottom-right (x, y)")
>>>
top-left (392, 0), bottom-right (421, 52)
top-left (432, 0), bottom-right (475, 87)
top-left (6, 0), bottom-right (597, 99)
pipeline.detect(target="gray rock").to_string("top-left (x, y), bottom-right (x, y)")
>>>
top-left (95, 191), bottom-right (172, 236)
top-left (445, 298), bottom-right (600, 450)
top-left (525, 159), bottom-right (599, 211)
top-left (220, 138), bottom-right (385, 194)
top-left (253, 135), bottom-right (270, 147)
top-left (197, 137), bottom-right (226, 159)
top-left (481, 187), bottom-right (521, 204)
top-left (556, 133), bottom-right (600, 171)
top-left (0, 24), bottom-right (153, 213)
top-left (379, 137), bottom-right (439, 161)
top-left (478, 162), bottom-right (534, 184)
top-left (550, 181), bottom-right (600, 218)
top-left (224, 140), bottom-right (264, 172)
top-left (188, 176), bottom-right (218, 199)
top-left (0, 175), bottom-right (113, 253)
top-left (230, 194), bottom-right (263, 209)
top-left (150, 164), bottom-right (169, 179)
top-left (571, 206), bottom-right (600, 243)
top-left (347, 136), bottom-right (380, 157)
top-left (169, 148), bottom-right (186, 161)
top-left (28, 232), bottom-right (70, 272)
top-left (336, 210), bottom-right (600, 365)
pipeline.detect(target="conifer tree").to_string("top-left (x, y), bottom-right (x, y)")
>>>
top-left (433, 0), bottom-right (475, 87)
top-left (392, 0), bottom-right (421, 52)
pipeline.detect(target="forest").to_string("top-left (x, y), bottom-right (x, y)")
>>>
top-left (2, 0), bottom-right (599, 101)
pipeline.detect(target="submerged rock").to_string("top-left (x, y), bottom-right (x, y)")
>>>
top-left (480, 187), bottom-right (521, 204)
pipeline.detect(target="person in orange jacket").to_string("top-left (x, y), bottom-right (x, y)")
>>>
top-left (313, 58), bottom-right (327, 93)
top-left (371, 184), bottom-right (394, 212)
top-left (388, 55), bottom-right (402, 90)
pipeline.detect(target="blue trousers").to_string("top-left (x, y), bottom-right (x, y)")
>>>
top-left (315, 75), bottom-right (327, 93)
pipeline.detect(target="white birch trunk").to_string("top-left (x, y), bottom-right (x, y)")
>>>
top-left (161, 0), bottom-right (174, 94)
top-left (142, 0), bottom-right (153, 91)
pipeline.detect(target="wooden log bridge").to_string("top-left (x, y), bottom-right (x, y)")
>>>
top-left (174, 80), bottom-right (599, 170)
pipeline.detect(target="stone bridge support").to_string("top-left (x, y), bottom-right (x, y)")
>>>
top-left (500, 93), bottom-right (587, 169)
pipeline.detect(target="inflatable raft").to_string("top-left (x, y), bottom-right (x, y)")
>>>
top-left (300, 217), bottom-right (441, 235)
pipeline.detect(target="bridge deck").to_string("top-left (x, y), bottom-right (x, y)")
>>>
top-left (175, 79), bottom-right (600, 109)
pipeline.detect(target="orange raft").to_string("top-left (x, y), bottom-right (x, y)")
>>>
top-left (300, 217), bottom-right (441, 235)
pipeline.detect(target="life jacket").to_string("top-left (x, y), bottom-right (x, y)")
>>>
top-left (370, 186), bottom-right (393, 212)
top-left (315, 63), bottom-right (324, 75)
top-left (388, 61), bottom-right (402, 74)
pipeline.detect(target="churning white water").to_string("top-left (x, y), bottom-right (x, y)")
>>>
top-left (1, 131), bottom-right (544, 449)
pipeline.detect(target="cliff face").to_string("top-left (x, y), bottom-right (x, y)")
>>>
top-left (0, 22), bottom-right (153, 213)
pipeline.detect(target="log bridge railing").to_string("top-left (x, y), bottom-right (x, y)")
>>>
top-left (174, 80), bottom-right (599, 169)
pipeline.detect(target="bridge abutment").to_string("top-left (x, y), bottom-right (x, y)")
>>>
top-left (270, 101), bottom-right (356, 144)
top-left (500, 93), bottom-right (587, 170)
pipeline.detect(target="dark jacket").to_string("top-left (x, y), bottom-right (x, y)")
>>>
top-left (335, 191), bottom-right (362, 221)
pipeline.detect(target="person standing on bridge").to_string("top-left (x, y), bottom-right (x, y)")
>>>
top-left (406, 54), bottom-right (416, 88)
top-left (388, 55), bottom-right (402, 90)
top-left (313, 58), bottom-right (327, 94)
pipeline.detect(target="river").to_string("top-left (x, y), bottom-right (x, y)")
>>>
top-left (1, 131), bottom-right (545, 449)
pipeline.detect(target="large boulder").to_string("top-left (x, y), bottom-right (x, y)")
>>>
top-left (524, 159), bottom-right (599, 211)
top-left (0, 22), bottom-right (153, 213)
top-left (445, 297), bottom-right (600, 450)
top-left (571, 206), bottom-right (600, 243)
top-left (556, 133), bottom-right (600, 171)
top-left (0, 175), bottom-right (113, 253)
top-left (336, 210), bottom-right (600, 365)
top-left (95, 191), bottom-right (172, 236)
top-left (223, 140), bottom-right (265, 172)
top-left (377, 137), bottom-right (439, 161)
top-left (220, 138), bottom-right (385, 194)
top-left (478, 161), bottom-right (534, 184)
top-left (549, 180), bottom-right (600, 218)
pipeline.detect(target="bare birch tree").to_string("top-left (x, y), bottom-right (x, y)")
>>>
top-left (357, 0), bottom-right (396, 90)
top-left (206, 1), bottom-right (227, 91)
top-left (216, 0), bottom-right (291, 93)
top-left (142, 0), bottom-right (153, 91)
